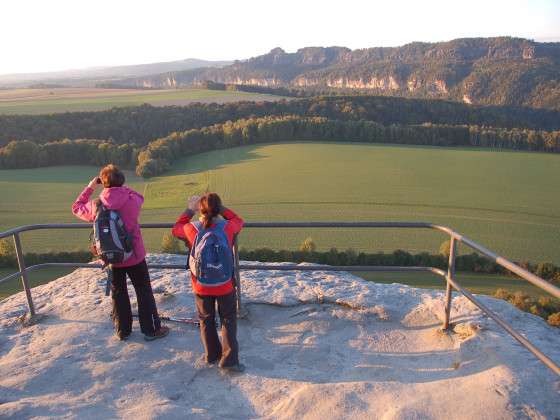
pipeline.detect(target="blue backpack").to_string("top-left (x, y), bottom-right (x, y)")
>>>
top-left (189, 220), bottom-right (233, 287)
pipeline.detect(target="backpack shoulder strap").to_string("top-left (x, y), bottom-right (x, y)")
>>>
top-left (94, 198), bottom-right (104, 215)
top-left (191, 220), bottom-right (204, 232)
top-left (212, 220), bottom-right (229, 245)
top-left (213, 219), bottom-right (227, 231)
top-left (190, 221), bottom-right (205, 247)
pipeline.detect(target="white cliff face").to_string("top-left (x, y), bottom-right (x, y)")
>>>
top-left (408, 77), bottom-right (420, 92)
top-left (434, 79), bottom-right (448, 93)
top-left (134, 72), bottom-right (450, 97)
top-left (293, 76), bottom-right (320, 87)
top-left (522, 47), bottom-right (535, 60)
top-left (293, 76), bottom-right (402, 90)
top-left (335, 76), bottom-right (396, 90)
top-left (228, 77), bottom-right (282, 87)
top-left (293, 75), bottom-right (454, 94)
top-left (165, 76), bottom-right (177, 88)
top-left (388, 76), bottom-right (400, 90)
top-left (140, 76), bottom-right (176, 89)
top-left (407, 77), bottom-right (449, 94)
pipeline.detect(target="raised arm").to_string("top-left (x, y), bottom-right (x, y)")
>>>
top-left (172, 195), bottom-right (202, 243)
top-left (71, 178), bottom-right (100, 222)
top-left (222, 207), bottom-right (244, 236)
top-left (171, 209), bottom-right (195, 241)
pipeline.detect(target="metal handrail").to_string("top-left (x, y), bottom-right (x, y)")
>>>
top-left (1, 222), bottom-right (559, 376)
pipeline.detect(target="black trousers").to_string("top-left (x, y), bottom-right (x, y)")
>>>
top-left (111, 259), bottom-right (161, 336)
top-left (195, 291), bottom-right (239, 367)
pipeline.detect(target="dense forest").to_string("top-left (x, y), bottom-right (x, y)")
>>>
top-left (2, 114), bottom-right (558, 175)
top-left (0, 139), bottom-right (139, 169)
top-left (107, 37), bottom-right (560, 110)
top-left (2, 103), bottom-right (560, 174)
top-left (1, 95), bottom-right (560, 147)
top-left (134, 116), bottom-right (560, 177)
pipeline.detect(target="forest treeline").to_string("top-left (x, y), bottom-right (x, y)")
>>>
top-left (239, 247), bottom-right (560, 284)
top-left (4, 240), bottom-right (557, 283)
top-left (243, 245), bottom-right (560, 326)
top-left (2, 115), bottom-right (560, 175)
top-left (0, 139), bottom-right (139, 169)
top-left (2, 95), bottom-right (560, 147)
top-left (135, 116), bottom-right (560, 177)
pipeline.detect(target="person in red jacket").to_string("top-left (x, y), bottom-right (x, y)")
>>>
top-left (172, 192), bottom-right (244, 372)
top-left (72, 164), bottom-right (169, 342)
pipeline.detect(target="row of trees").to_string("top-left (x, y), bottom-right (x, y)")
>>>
top-left (159, 235), bottom-right (560, 327)
top-left (2, 116), bottom-right (560, 172)
top-left (158, 235), bottom-right (560, 285)
top-left (494, 289), bottom-right (560, 327)
top-left (240, 247), bottom-right (560, 284)
top-left (2, 95), bottom-right (560, 146)
top-left (0, 139), bottom-right (139, 169)
top-left (136, 115), bottom-right (560, 177)
top-left (3, 233), bottom-right (558, 285)
top-left (0, 239), bottom-right (92, 268)
top-left (468, 125), bottom-right (560, 150)
top-left (135, 115), bottom-right (464, 177)
top-left (198, 80), bottom-right (313, 98)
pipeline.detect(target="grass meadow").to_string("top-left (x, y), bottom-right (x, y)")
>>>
top-left (0, 88), bottom-right (283, 114)
top-left (1, 142), bottom-right (559, 298)
top-left (0, 268), bottom-right (74, 300)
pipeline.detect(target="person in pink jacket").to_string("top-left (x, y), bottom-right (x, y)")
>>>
top-left (72, 164), bottom-right (169, 341)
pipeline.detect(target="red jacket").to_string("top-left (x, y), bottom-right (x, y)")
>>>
top-left (172, 208), bottom-right (243, 296)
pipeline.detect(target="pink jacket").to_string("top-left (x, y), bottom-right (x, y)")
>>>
top-left (72, 186), bottom-right (146, 267)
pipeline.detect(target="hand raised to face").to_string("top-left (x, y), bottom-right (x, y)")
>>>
top-left (87, 177), bottom-right (100, 190)
top-left (187, 195), bottom-right (201, 212)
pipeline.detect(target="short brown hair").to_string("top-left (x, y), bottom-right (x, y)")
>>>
top-left (199, 193), bottom-right (222, 228)
top-left (99, 164), bottom-right (125, 188)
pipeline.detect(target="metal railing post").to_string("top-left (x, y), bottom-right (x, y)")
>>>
top-left (232, 235), bottom-right (243, 316)
top-left (12, 233), bottom-right (36, 317)
top-left (443, 236), bottom-right (457, 330)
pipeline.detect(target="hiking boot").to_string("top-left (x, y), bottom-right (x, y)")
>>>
top-left (220, 363), bottom-right (246, 373)
top-left (144, 325), bottom-right (170, 341)
top-left (116, 331), bottom-right (131, 341)
top-left (206, 357), bottom-right (221, 366)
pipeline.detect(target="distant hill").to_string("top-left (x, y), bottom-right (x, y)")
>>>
top-left (0, 58), bottom-right (232, 88)
top-left (109, 37), bottom-right (560, 110)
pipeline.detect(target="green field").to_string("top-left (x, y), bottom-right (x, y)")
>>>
top-left (0, 267), bottom-right (74, 300)
top-left (356, 272), bottom-right (550, 298)
top-left (1, 141), bottom-right (560, 266)
top-left (0, 88), bottom-right (283, 114)
top-left (2, 141), bottom-right (560, 300)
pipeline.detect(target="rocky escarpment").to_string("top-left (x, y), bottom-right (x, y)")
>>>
top-left (109, 37), bottom-right (560, 110)
top-left (1, 255), bottom-right (560, 418)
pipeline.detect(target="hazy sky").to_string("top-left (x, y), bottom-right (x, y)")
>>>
top-left (1, 0), bottom-right (559, 75)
